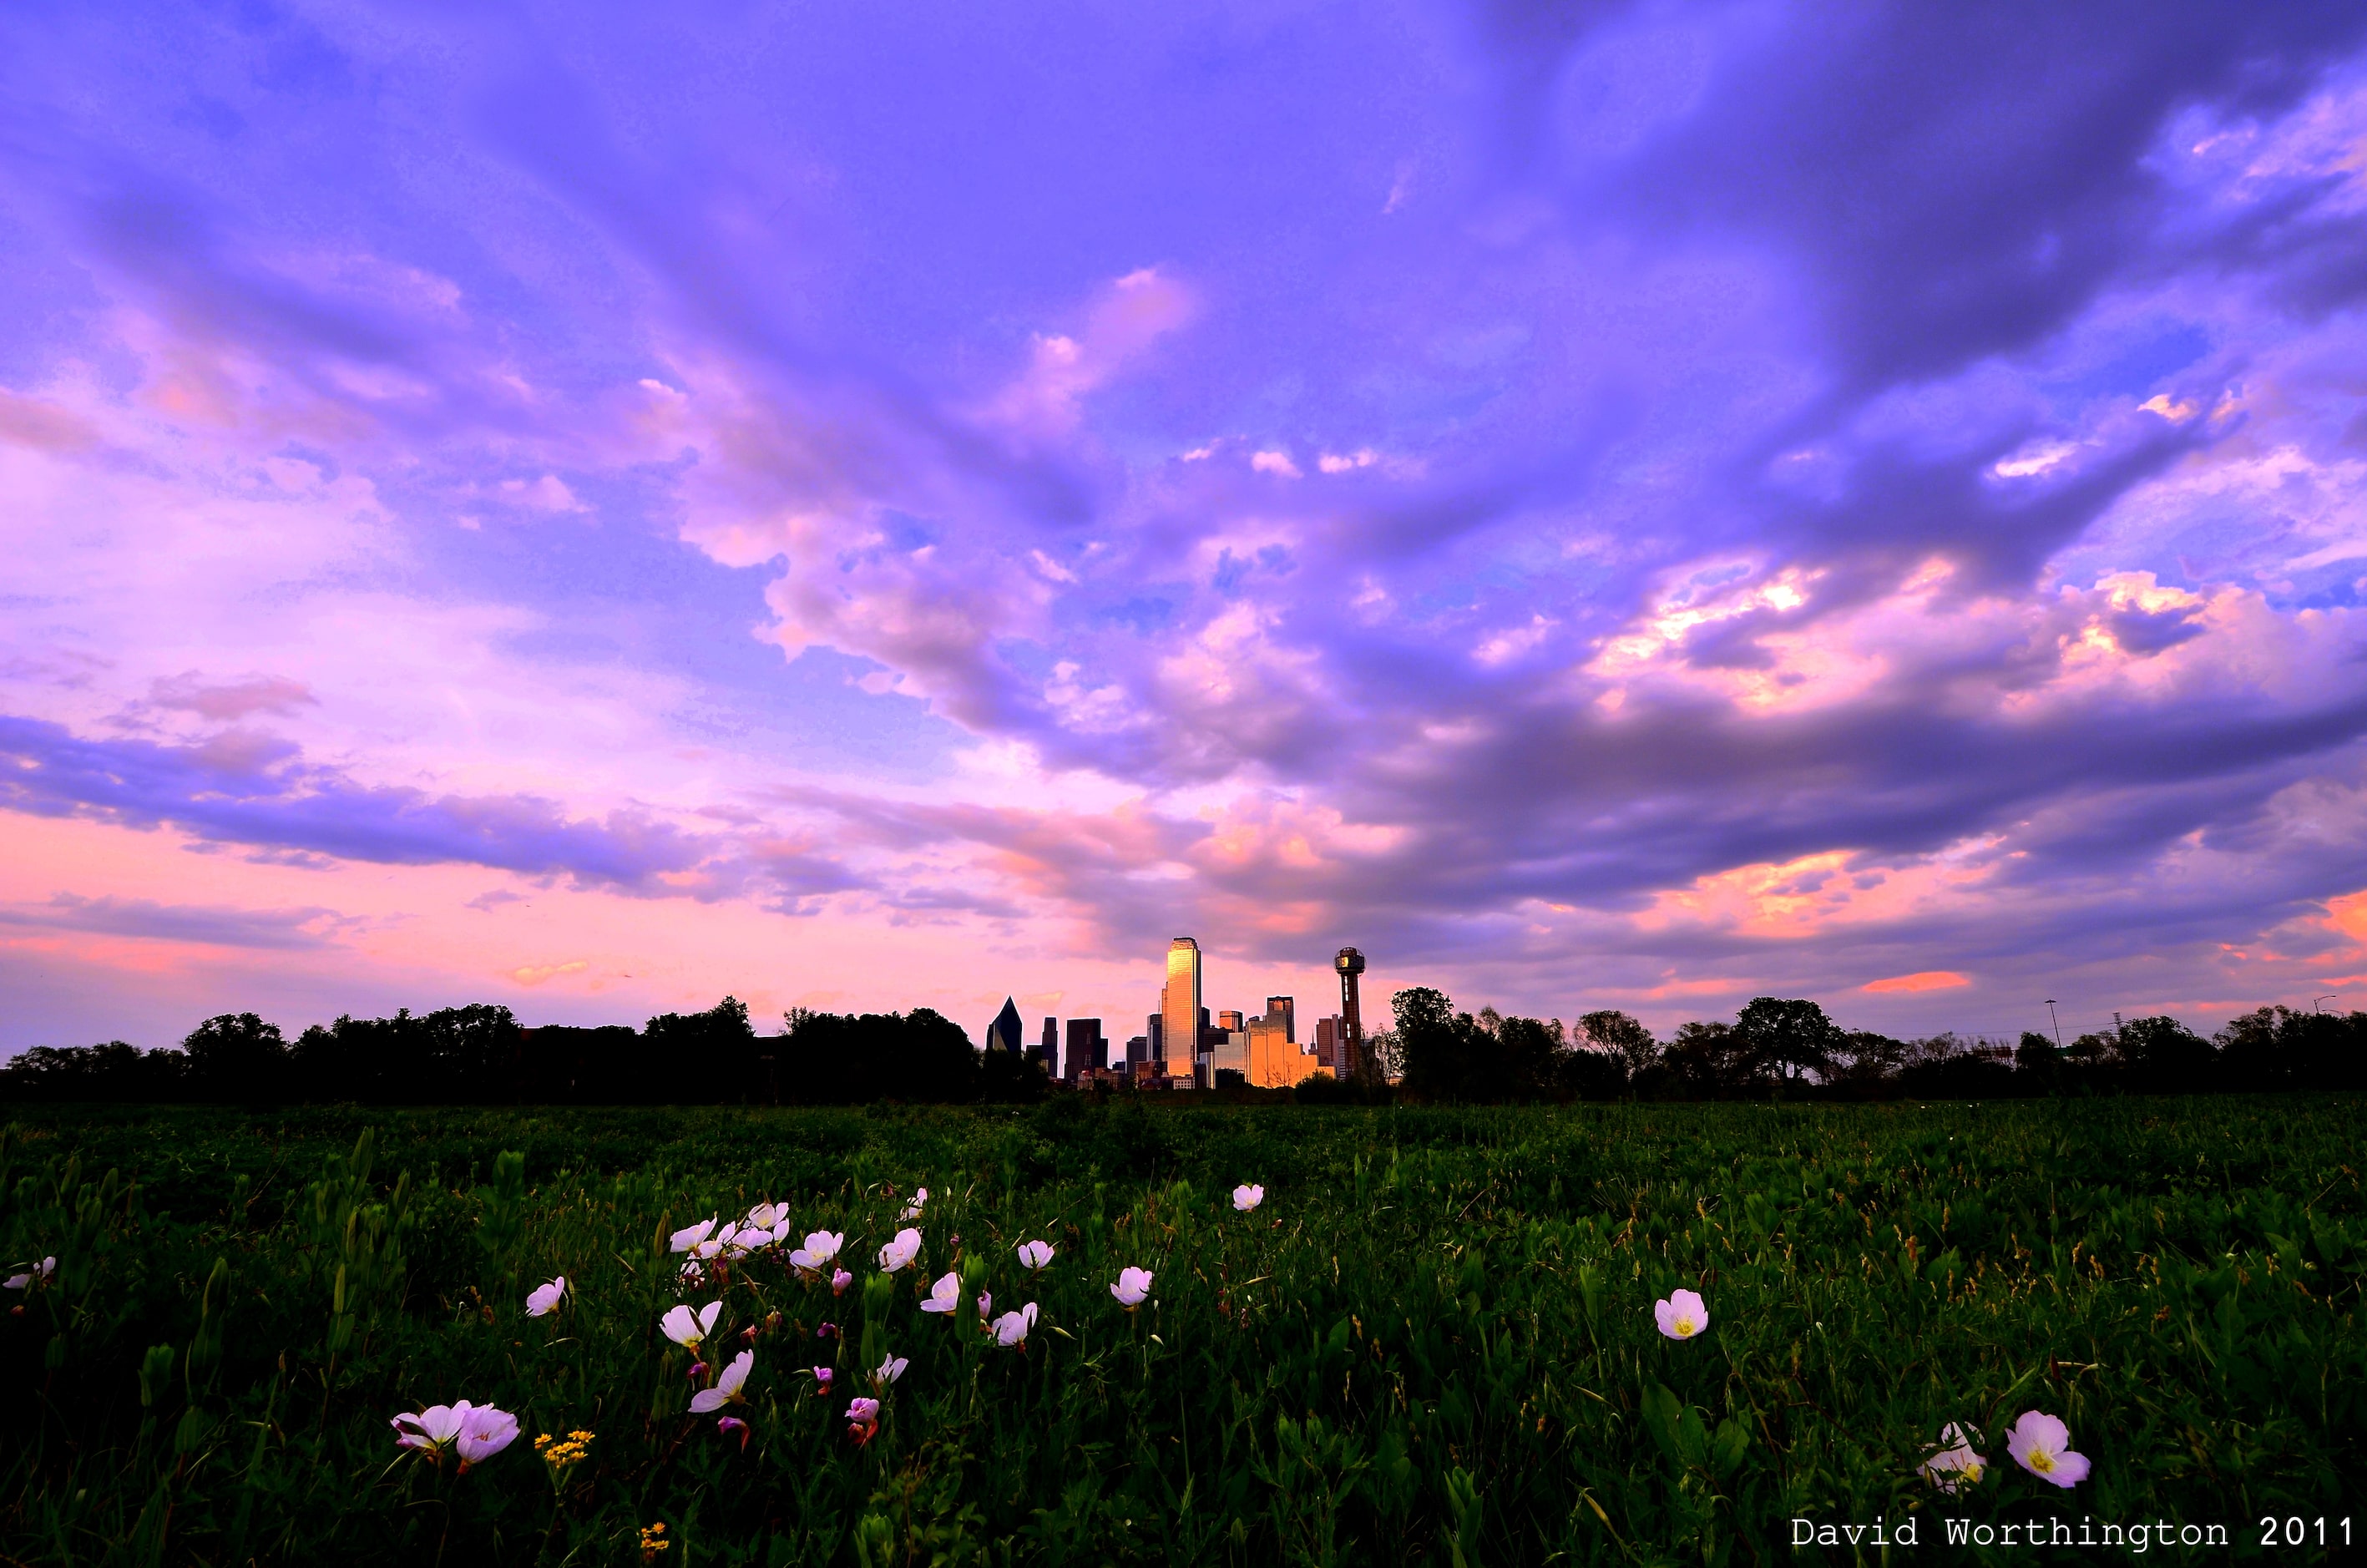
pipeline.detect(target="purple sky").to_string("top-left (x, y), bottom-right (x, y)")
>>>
top-left (8, 1), bottom-right (2367, 1053)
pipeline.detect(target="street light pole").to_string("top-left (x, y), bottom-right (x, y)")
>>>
top-left (2315, 995), bottom-right (2337, 1015)
top-left (2044, 999), bottom-right (2062, 1049)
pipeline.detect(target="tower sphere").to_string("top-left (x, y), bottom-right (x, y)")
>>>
top-left (1334, 948), bottom-right (1366, 976)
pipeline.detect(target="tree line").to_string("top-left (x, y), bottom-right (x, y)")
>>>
top-left (1383, 989), bottom-right (2367, 1100)
top-left (5, 989), bottom-right (2360, 1105)
top-left (0, 999), bottom-right (1041, 1105)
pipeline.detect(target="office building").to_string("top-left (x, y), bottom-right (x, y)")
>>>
top-left (1314, 1014), bottom-right (1343, 1070)
top-left (1159, 938), bottom-right (1201, 1083)
top-left (1266, 996), bottom-right (1296, 1044)
top-left (1216, 1009), bottom-right (1244, 1032)
top-left (986, 997), bottom-right (1024, 1054)
top-left (1249, 997), bottom-right (1316, 1087)
top-left (1065, 1018), bottom-right (1107, 1080)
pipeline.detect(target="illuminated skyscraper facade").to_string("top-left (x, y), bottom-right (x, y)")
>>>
top-left (1159, 938), bottom-right (1201, 1080)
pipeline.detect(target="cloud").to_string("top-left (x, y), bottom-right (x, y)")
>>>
top-left (1863, 970), bottom-right (1970, 994)
top-left (0, 893), bottom-right (341, 950)
top-left (146, 672), bottom-right (317, 721)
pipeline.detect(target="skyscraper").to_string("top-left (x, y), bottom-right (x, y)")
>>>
top-left (1266, 996), bottom-right (1296, 1044)
top-left (1065, 1018), bottom-right (1106, 1079)
top-left (1160, 938), bottom-right (1201, 1081)
top-left (1334, 948), bottom-right (1366, 1080)
top-left (987, 997), bottom-right (1024, 1054)
top-left (1248, 997), bottom-right (1311, 1087)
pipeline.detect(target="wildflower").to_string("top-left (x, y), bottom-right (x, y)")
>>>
top-left (524, 1276), bottom-right (567, 1318)
top-left (1016, 1239), bottom-right (1055, 1272)
top-left (920, 1272), bottom-right (962, 1314)
top-left (847, 1395), bottom-right (881, 1445)
top-left (686, 1361), bottom-right (708, 1383)
top-left (1232, 1184), bottom-right (1264, 1212)
top-left (901, 1186), bottom-right (929, 1221)
top-left (669, 1219), bottom-right (717, 1254)
top-left (457, 1404), bottom-right (519, 1471)
top-left (391, 1403), bottom-right (471, 1458)
top-left (727, 1225), bottom-right (774, 1254)
top-left (534, 1428), bottom-right (594, 1472)
top-left (817, 1321), bottom-right (837, 1339)
top-left (992, 1302), bottom-right (1038, 1348)
top-left (1654, 1288), bottom-right (1709, 1341)
top-left (813, 1365), bottom-right (835, 1393)
top-left (716, 1414), bottom-right (750, 1449)
top-left (878, 1227), bottom-right (923, 1273)
top-left (690, 1349), bottom-right (754, 1414)
top-left (2005, 1410), bottom-right (2091, 1487)
top-left (976, 1291), bottom-right (993, 1324)
top-left (746, 1201), bottom-right (790, 1231)
top-left (639, 1521), bottom-right (671, 1560)
top-left (679, 1259), bottom-right (705, 1285)
top-left (1919, 1422), bottom-right (1987, 1494)
top-left (832, 1267), bottom-right (853, 1296)
top-left (660, 1300), bottom-right (724, 1353)
top-left (3, 1257), bottom-right (55, 1291)
top-left (872, 1354), bottom-right (908, 1389)
top-left (789, 1231), bottom-right (843, 1274)
top-left (1111, 1267), bottom-right (1154, 1308)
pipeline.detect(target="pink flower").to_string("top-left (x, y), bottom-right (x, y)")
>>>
top-left (1919, 1422), bottom-right (1987, 1493)
top-left (685, 1361), bottom-right (708, 1383)
top-left (992, 1302), bottom-right (1038, 1348)
top-left (872, 1354), bottom-right (907, 1389)
top-left (391, 1403), bottom-right (469, 1457)
top-left (660, 1301), bottom-right (723, 1352)
top-left (788, 1231), bottom-right (843, 1274)
top-left (920, 1272), bottom-right (962, 1315)
top-left (1016, 1240), bottom-right (1055, 1272)
top-left (900, 1187), bottom-right (929, 1221)
top-left (1110, 1267), bottom-right (1153, 1308)
top-left (668, 1219), bottom-right (717, 1254)
top-left (1232, 1184), bottom-right (1265, 1212)
top-left (454, 1404), bottom-right (519, 1471)
top-left (976, 1291), bottom-right (993, 1323)
top-left (2005, 1410), bottom-right (2090, 1487)
top-left (847, 1396), bottom-right (881, 1445)
top-left (813, 1365), bottom-right (835, 1393)
top-left (717, 1414), bottom-right (751, 1449)
top-left (3, 1257), bottom-right (55, 1291)
top-left (689, 1350), bottom-right (753, 1414)
top-left (523, 1276), bottom-right (567, 1318)
top-left (832, 1267), bottom-right (854, 1295)
top-left (1653, 1288), bottom-right (1708, 1340)
top-left (878, 1227), bottom-right (923, 1273)
top-left (817, 1321), bottom-right (837, 1339)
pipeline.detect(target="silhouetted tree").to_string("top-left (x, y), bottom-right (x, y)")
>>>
top-left (2117, 1014), bottom-right (2216, 1091)
top-left (181, 1013), bottom-right (289, 1102)
top-left (1734, 997), bottom-right (1842, 1088)
top-left (1658, 1020), bottom-right (1745, 1097)
top-left (1579, 1010), bottom-right (1657, 1080)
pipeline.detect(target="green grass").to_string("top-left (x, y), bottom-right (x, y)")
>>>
top-left (2, 1095), bottom-right (2360, 1565)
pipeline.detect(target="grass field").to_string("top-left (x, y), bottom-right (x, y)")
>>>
top-left (2, 1095), bottom-right (2360, 1565)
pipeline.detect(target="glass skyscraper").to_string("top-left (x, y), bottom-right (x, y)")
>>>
top-left (1159, 937), bottom-right (1201, 1076)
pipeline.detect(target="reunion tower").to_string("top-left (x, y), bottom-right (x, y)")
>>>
top-left (1334, 947), bottom-right (1366, 1080)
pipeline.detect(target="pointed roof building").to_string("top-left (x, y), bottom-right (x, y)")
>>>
top-left (986, 997), bottom-right (1024, 1053)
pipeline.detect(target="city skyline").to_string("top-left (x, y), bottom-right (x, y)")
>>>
top-left (10, 7), bottom-right (2367, 1056)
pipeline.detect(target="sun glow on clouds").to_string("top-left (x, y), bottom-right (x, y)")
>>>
top-left (1863, 970), bottom-right (1970, 994)
top-left (1641, 842), bottom-right (2004, 940)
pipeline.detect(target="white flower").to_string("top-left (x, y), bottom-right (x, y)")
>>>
top-left (690, 1349), bottom-right (754, 1414)
top-left (660, 1300), bottom-right (724, 1352)
top-left (1111, 1267), bottom-right (1153, 1308)
top-left (1016, 1239), bottom-right (1055, 1272)
top-left (524, 1276), bottom-right (566, 1318)
top-left (872, 1354), bottom-right (908, 1388)
top-left (1920, 1422), bottom-right (1988, 1494)
top-left (920, 1272), bottom-right (962, 1314)
top-left (877, 1227), bottom-right (923, 1273)
top-left (1232, 1184), bottom-right (1264, 1212)
top-left (746, 1201), bottom-right (790, 1231)
top-left (900, 1186), bottom-right (930, 1221)
top-left (3, 1256), bottom-right (56, 1291)
top-left (391, 1402), bottom-right (469, 1455)
top-left (992, 1302), bottom-right (1038, 1348)
top-left (788, 1231), bottom-right (844, 1272)
top-left (669, 1218), bottom-right (718, 1254)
